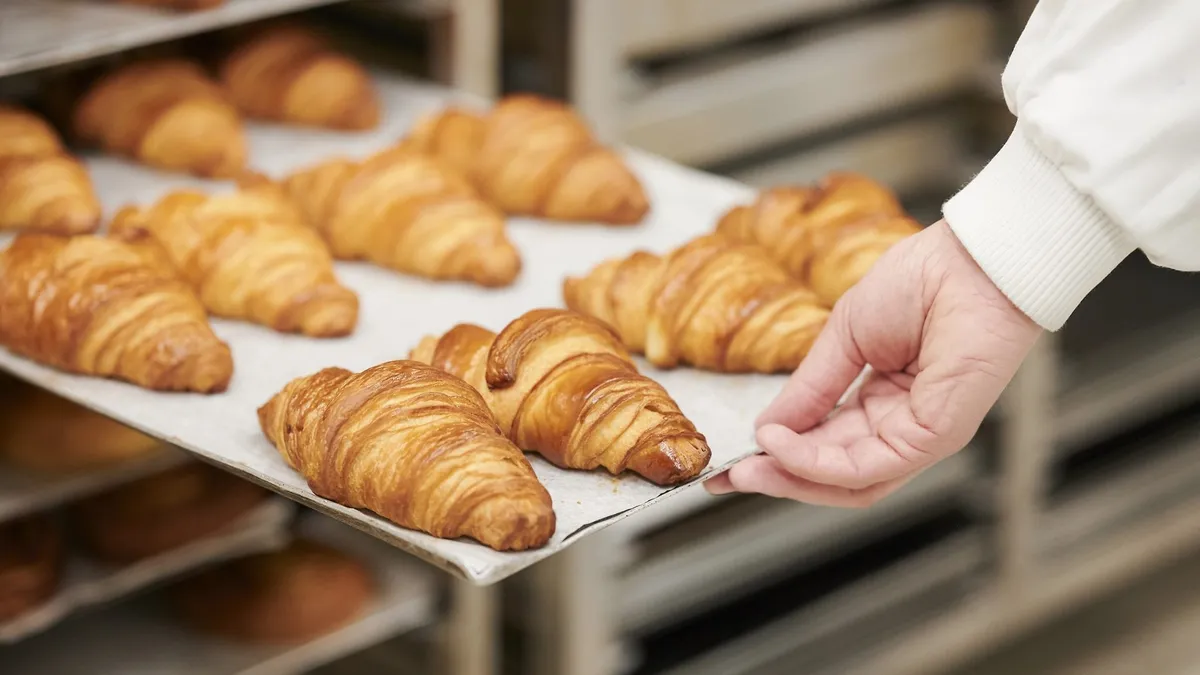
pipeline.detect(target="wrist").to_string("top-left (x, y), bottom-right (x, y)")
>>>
top-left (942, 125), bottom-right (1134, 331)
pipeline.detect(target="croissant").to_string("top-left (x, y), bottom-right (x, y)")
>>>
top-left (0, 106), bottom-right (102, 235)
top-left (805, 214), bottom-right (922, 306)
top-left (258, 360), bottom-right (555, 551)
top-left (0, 515), bottom-right (64, 622)
top-left (171, 539), bottom-right (373, 644)
top-left (219, 25), bottom-right (380, 130)
top-left (402, 95), bottom-right (649, 225)
top-left (72, 59), bottom-right (247, 178)
top-left (563, 234), bottom-right (830, 374)
top-left (275, 146), bottom-right (520, 287)
top-left (0, 381), bottom-right (161, 474)
top-left (109, 185), bottom-right (359, 337)
top-left (714, 172), bottom-right (919, 304)
top-left (0, 234), bottom-right (233, 392)
top-left (410, 309), bottom-right (710, 485)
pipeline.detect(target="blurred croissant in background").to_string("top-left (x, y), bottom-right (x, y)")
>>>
top-left (564, 234), bottom-right (830, 374)
top-left (402, 95), bottom-right (650, 225)
top-left (715, 172), bottom-right (921, 306)
top-left (219, 24), bottom-right (380, 130)
top-left (0, 105), bottom-right (102, 235)
top-left (71, 59), bottom-right (248, 178)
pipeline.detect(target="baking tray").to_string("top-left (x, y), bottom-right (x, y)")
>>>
top-left (0, 74), bottom-right (791, 585)
top-left (0, 513), bottom-right (437, 675)
top-left (0, 499), bottom-right (295, 643)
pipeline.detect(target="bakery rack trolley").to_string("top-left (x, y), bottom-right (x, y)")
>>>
top-left (503, 1), bottom-right (1200, 674)
top-left (0, 2), bottom-right (501, 675)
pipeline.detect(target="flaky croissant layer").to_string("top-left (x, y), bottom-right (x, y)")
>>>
top-left (564, 234), bottom-right (830, 374)
top-left (258, 360), bottom-right (555, 551)
top-left (276, 147), bottom-right (521, 287)
top-left (0, 234), bottom-right (233, 393)
top-left (402, 95), bottom-right (650, 226)
top-left (0, 106), bottom-right (102, 235)
top-left (411, 308), bottom-right (711, 486)
top-left (110, 185), bottom-right (359, 337)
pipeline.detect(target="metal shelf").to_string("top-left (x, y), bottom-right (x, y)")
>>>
top-left (0, 514), bottom-right (437, 675)
top-left (0, 0), bottom-right (353, 78)
top-left (0, 446), bottom-right (188, 525)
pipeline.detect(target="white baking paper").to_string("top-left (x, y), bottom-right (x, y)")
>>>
top-left (0, 498), bottom-right (295, 642)
top-left (0, 513), bottom-right (437, 675)
top-left (0, 74), bottom-right (798, 584)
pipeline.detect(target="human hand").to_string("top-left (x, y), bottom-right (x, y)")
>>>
top-left (705, 220), bottom-right (1042, 506)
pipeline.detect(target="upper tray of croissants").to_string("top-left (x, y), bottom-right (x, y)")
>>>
top-left (0, 22), bottom-right (923, 568)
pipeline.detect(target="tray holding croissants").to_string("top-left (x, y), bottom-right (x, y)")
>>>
top-left (0, 25), bottom-right (922, 583)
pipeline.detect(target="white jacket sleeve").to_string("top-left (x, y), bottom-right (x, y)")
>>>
top-left (941, 0), bottom-right (1200, 331)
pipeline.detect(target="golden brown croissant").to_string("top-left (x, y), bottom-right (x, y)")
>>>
top-left (171, 539), bottom-right (373, 644)
top-left (109, 185), bottom-right (359, 337)
top-left (258, 360), bottom-right (555, 551)
top-left (402, 95), bottom-right (649, 225)
top-left (410, 309), bottom-right (710, 485)
top-left (72, 59), bottom-right (247, 178)
top-left (219, 25), bottom-right (380, 130)
top-left (805, 214), bottom-right (922, 306)
top-left (0, 515), bottom-right (64, 622)
top-left (563, 234), bottom-right (830, 374)
top-left (72, 462), bottom-right (269, 563)
top-left (274, 146), bottom-right (521, 287)
top-left (0, 106), bottom-right (102, 235)
top-left (714, 172), bottom-right (919, 304)
top-left (0, 381), bottom-right (161, 473)
top-left (0, 234), bottom-right (234, 393)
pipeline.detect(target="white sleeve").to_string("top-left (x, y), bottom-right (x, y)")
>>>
top-left (941, 0), bottom-right (1200, 331)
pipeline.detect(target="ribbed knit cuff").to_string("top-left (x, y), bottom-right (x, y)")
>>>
top-left (943, 126), bottom-right (1134, 331)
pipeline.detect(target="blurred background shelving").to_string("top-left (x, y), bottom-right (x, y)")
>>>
top-left (3, 1), bottom-right (1200, 674)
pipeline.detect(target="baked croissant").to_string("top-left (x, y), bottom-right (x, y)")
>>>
top-left (0, 381), bottom-right (161, 474)
top-left (109, 185), bottom-right (359, 337)
top-left (563, 234), bottom-right (830, 374)
top-left (72, 59), bottom-right (247, 178)
top-left (219, 25), bottom-right (380, 130)
top-left (402, 95), bottom-right (649, 225)
top-left (258, 360), bottom-right (555, 551)
top-left (274, 146), bottom-right (520, 287)
top-left (0, 515), bottom-right (64, 622)
top-left (805, 214), bottom-right (922, 306)
top-left (410, 309), bottom-right (710, 485)
top-left (171, 538), bottom-right (373, 644)
top-left (0, 234), bottom-right (233, 393)
top-left (0, 106), bottom-right (102, 235)
top-left (714, 172), bottom-right (919, 304)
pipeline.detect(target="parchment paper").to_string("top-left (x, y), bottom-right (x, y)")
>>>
top-left (0, 75), bottom-right (795, 584)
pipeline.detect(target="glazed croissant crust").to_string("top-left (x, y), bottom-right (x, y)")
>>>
top-left (402, 95), bottom-right (649, 225)
top-left (258, 360), bottom-right (556, 551)
top-left (564, 234), bottom-right (830, 374)
top-left (0, 105), bottom-right (102, 235)
top-left (72, 59), bottom-right (248, 178)
top-left (109, 185), bottom-right (359, 337)
top-left (410, 309), bottom-right (710, 485)
top-left (220, 25), bottom-right (380, 130)
top-left (715, 172), bottom-right (920, 305)
top-left (275, 146), bottom-right (521, 287)
top-left (0, 234), bottom-right (233, 393)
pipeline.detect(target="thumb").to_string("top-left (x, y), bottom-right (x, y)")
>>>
top-left (756, 298), bottom-right (864, 432)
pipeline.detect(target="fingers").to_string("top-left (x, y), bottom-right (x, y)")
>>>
top-left (756, 421), bottom-right (940, 490)
top-left (704, 454), bottom-right (914, 508)
top-left (756, 299), bottom-right (865, 432)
